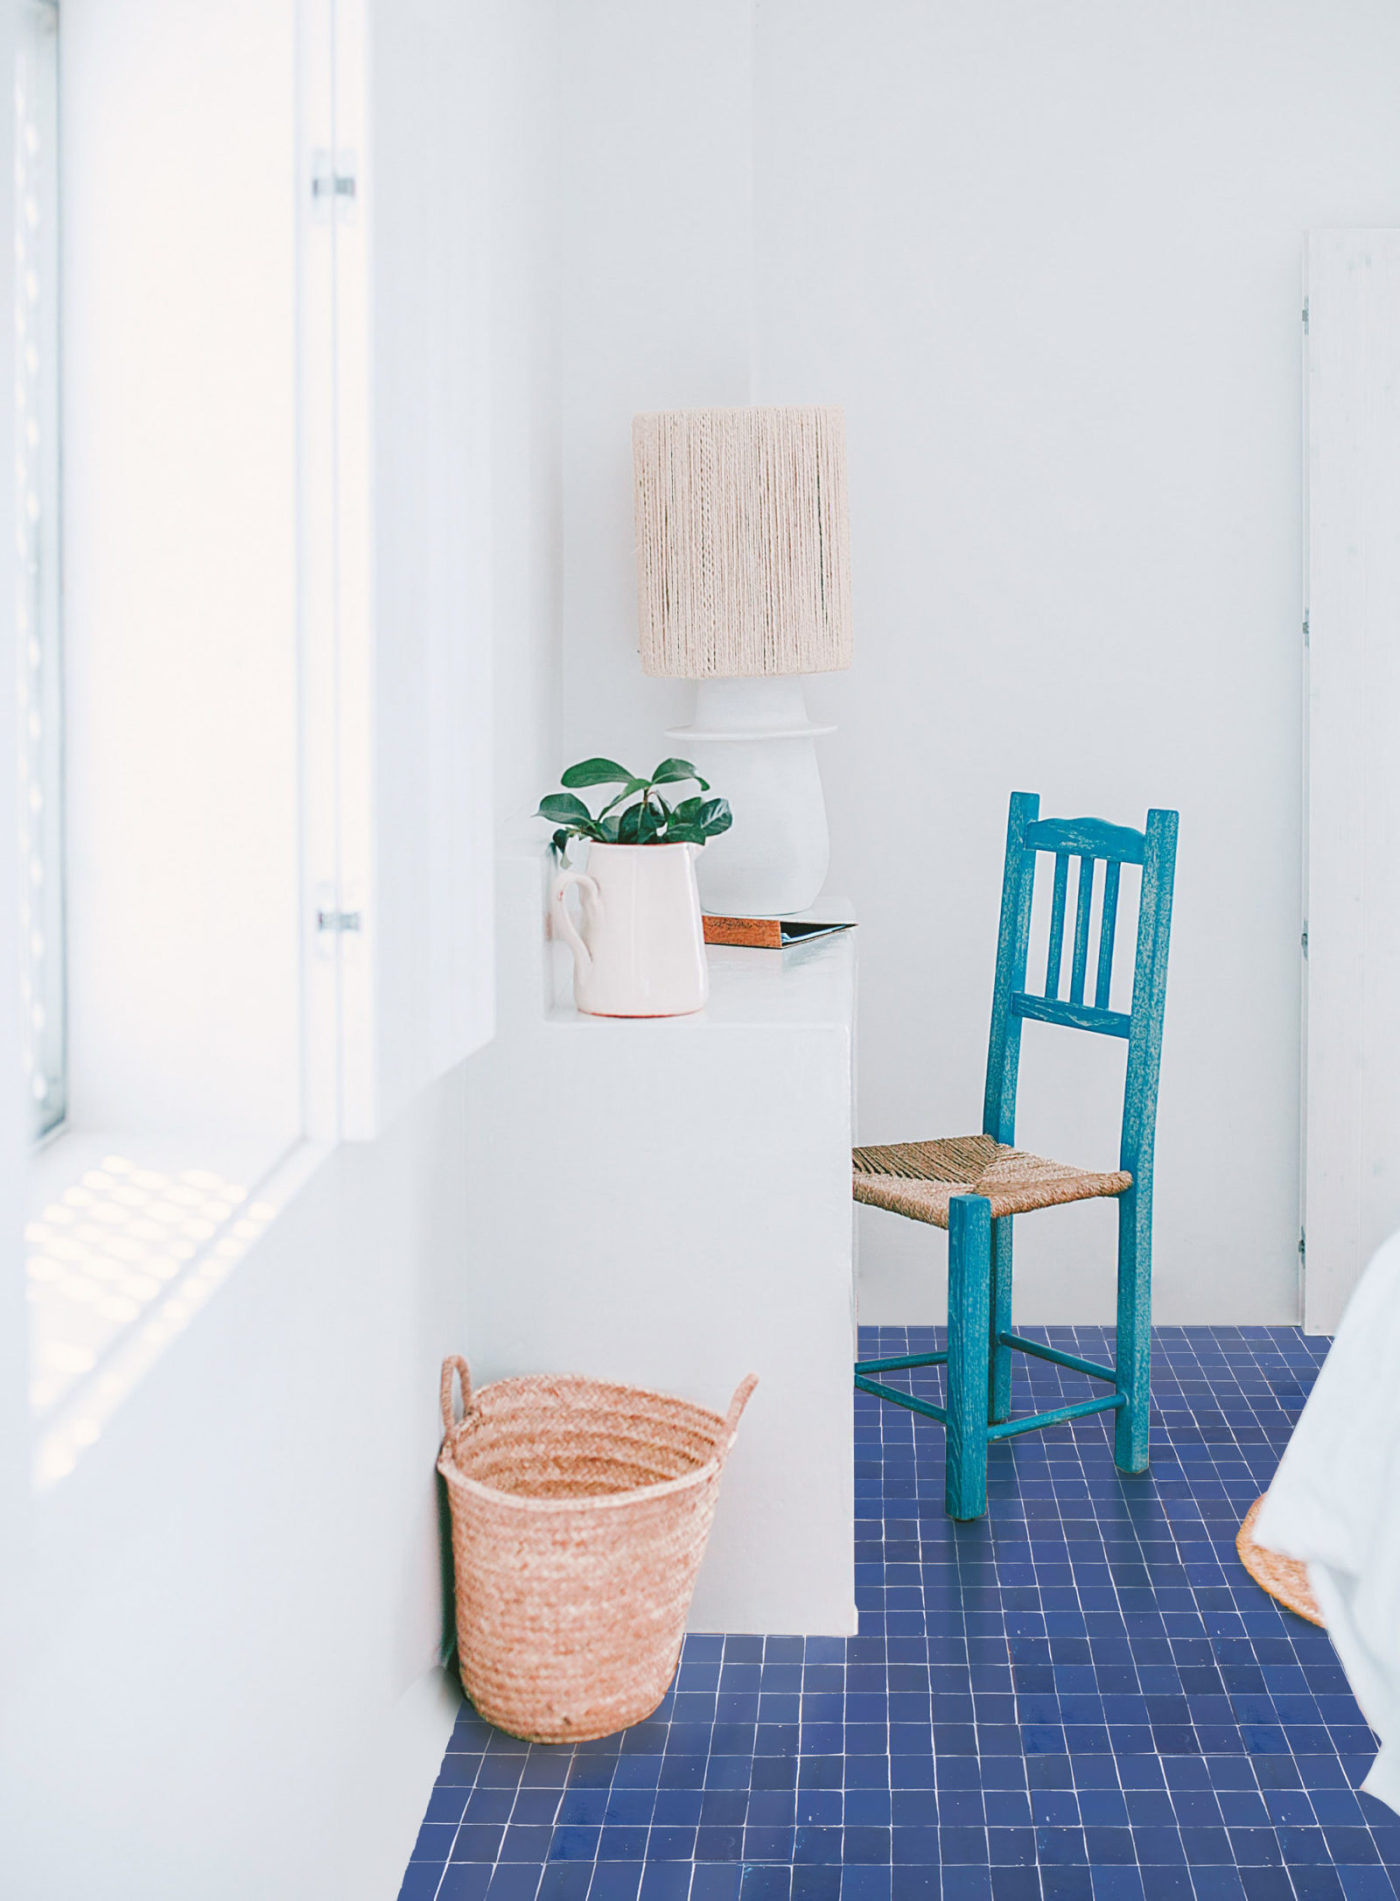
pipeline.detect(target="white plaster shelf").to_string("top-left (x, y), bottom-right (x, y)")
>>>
top-left (462, 858), bottom-right (858, 1635)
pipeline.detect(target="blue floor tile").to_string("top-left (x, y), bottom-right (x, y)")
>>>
top-left (404, 1328), bottom-right (1391, 1900)
top-left (399, 1867), bottom-right (454, 1901)
top-left (437, 1869), bottom-right (494, 1901)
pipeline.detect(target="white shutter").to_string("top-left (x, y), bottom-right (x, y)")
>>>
top-left (301, 0), bottom-right (495, 1141)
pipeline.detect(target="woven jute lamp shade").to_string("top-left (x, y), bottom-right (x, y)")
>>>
top-left (633, 405), bottom-right (853, 678)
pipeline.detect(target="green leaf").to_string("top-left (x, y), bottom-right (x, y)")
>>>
top-left (597, 777), bottom-right (651, 818)
top-left (537, 792), bottom-right (595, 827)
top-left (697, 797), bottom-right (732, 837)
top-left (542, 758), bottom-right (727, 849)
top-left (649, 757), bottom-right (707, 788)
top-left (636, 799), bottom-right (666, 842)
top-left (560, 757), bottom-right (636, 789)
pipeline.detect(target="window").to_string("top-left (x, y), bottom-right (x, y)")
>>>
top-left (19, 0), bottom-right (493, 1488)
top-left (15, 0), bottom-right (63, 1143)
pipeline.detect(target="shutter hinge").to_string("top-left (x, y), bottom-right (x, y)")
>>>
top-left (310, 150), bottom-right (358, 223)
top-left (1302, 298), bottom-right (1310, 334)
top-left (317, 908), bottom-right (362, 934)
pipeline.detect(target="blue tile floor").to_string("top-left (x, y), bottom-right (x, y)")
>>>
top-left (400, 1325), bottom-right (1399, 1901)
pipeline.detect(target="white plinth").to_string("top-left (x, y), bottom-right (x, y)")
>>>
top-left (462, 857), bottom-right (857, 1635)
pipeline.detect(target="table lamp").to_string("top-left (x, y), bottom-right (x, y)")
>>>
top-left (633, 404), bottom-right (852, 917)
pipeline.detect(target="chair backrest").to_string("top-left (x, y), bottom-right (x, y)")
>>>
top-left (983, 791), bottom-right (1178, 1184)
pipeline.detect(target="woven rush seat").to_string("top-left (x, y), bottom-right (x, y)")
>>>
top-left (852, 1132), bottom-right (1131, 1228)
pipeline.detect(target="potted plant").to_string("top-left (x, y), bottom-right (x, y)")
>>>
top-left (538, 758), bottom-right (732, 1018)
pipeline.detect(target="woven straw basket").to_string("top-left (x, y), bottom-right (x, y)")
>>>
top-left (437, 1357), bottom-right (757, 1744)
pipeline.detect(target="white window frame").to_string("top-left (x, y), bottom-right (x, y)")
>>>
top-left (15, 0), bottom-right (64, 1145)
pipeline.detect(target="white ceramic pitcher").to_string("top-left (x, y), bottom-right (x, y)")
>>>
top-left (551, 842), bottom-right (709, 1017)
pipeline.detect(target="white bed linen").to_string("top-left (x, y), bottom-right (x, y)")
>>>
top-left (1256, 1231), bottom-right (1400, 1815)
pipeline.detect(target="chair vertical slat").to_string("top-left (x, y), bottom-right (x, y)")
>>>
top-left (982, 792), bottom-right (1040, 1146)
top-left (1095, 859), bottom-right (1121, 1008)
top-left (1068, 856), bottom-right (1095, 1006)
top-left (1045, 852), bottom-right (1070, 998)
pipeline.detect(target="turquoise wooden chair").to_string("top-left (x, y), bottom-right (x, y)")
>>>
top-left (853, 791), bottom-right (1178, 1520)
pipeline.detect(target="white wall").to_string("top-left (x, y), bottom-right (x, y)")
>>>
top-left (558, 0), bottom-right (754, 762)
top-left (556, 0), bottom-right (1400, 1325)
top-left (0, 2), bottom-right (562, 1896)
top-left (489, 0), bottom-right (564, 841)
top-left (2, 1083), bottom-right (470, 1901)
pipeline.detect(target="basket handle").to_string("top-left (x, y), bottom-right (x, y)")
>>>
top-left (722, 1373), bottom-right (759, 1447)
top-left (440, 1356), bottom-right (473, 1436)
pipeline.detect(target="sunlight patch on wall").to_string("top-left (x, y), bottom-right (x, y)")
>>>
top-left (28, 1156), bottom-right (278, 1487)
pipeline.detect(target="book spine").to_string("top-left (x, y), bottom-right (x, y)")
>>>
top-left (702, 917), bottom-right (784, 949)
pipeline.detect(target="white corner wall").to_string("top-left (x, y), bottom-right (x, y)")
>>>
top-left (0, 2), bottom-right (562, 1896)
top-left (557, 0), bottom-right (1400, 1325)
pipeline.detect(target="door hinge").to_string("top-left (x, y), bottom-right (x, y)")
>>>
top-left (1301, 923), bottom-right (1309, 958)
top-left (317, 908), bottom-right (362, 934)
top-left (1302, 298), bottom-right (1310, 334)
top-left (1298, 1228), bottom-right (1306, 1263)
top-left (1303, 612), bottom-right (1310, 648)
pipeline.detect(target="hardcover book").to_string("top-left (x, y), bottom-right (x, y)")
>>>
top-left (702, 916), bottom-right (856, 950)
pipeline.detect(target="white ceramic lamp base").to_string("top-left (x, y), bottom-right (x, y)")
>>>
top-left (667, 677), bottom-right (833, 917)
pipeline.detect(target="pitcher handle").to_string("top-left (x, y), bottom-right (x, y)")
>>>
top-left (551, 869), bottom-right (600, 968)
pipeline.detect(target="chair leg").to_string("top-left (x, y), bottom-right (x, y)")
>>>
top-left (946, 1194), bottom-right (992, 1520)
top-left (989, 1215), bottom-right (1013, 1424)
top-left (1114, 1186), bottom-right (1152, 1473)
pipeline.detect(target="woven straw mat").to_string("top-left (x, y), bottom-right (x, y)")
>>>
top-left (1236, 1494), bottom-right (1323, 1627)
